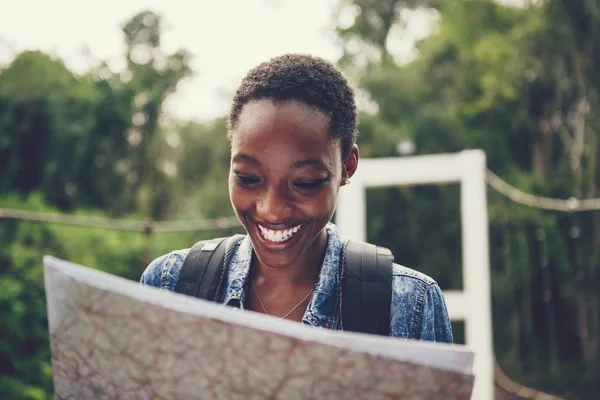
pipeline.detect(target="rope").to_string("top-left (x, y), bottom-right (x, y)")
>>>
top-left (0, 208), bottom-right (241, 232)
top-left (486, 170), bottom-right (600, 212)
top-left (494, 361), bottom-right (565, 399)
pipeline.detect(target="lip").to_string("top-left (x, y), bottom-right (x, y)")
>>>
top-left (253, 219), bottom-right (301, 230)
top-left (249, 218), bottom-right (306, 250)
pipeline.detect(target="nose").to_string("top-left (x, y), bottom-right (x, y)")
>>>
top-left (256, 186), bottom-right (293, 223)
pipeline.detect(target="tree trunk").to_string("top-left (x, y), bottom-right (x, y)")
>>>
top-left (501, 199), bottom-right (520, 362)
top-left (518, 227), bottom-right (536, 360)
top-left (577, 132), bottom-right (600, 366)
top-left (534, 109), bottom-right (553, 178)
top-left (577, 290), bottom-right (599, 365)
top-left (537, 228), bottom-right (559, 377)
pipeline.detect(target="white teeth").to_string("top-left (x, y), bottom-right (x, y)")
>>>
top-left (258, 224), bottom-right (303, 243)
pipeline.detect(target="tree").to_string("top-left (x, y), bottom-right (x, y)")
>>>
top-left (120, 10), bottom-right (193, 220)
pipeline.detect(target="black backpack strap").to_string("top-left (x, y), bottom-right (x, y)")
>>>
top-left (342, 240), bottom-right (394, 336)
top-left (175, 235), bottom-right (244, 301)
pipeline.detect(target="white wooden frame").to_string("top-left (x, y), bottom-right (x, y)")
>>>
top-left (336, 149), bottom-right (493, 400)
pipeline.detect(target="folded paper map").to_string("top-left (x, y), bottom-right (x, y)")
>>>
top-left (43, 255), bottom-right (475, 399)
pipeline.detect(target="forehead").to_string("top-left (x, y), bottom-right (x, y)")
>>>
top-left (231, 99), bottom-right (341, 165)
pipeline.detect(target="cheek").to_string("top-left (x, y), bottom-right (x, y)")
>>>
top-left (300, 186), bottom-right (339, 219)
top-left (229, 180), bottom-right (251, 212)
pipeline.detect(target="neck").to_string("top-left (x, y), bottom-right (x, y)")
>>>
top-left (252, 228), bottom-right (328, 287)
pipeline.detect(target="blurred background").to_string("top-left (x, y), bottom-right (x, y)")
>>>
top-left (1, 0), bottom-right (599, 398)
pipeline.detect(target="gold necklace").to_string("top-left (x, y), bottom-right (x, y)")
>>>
top-left (251, 281), bottom-right (313, 320)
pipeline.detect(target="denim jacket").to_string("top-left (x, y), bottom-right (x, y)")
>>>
top-left (141, 224), bottom-right (453, 343)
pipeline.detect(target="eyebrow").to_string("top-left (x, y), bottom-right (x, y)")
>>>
top-left (292, 158), bottom-right (327, 169)
top-left (233, 153), bottom-right (261, 166)
top-left (232, 154), bottom-right (327, 170)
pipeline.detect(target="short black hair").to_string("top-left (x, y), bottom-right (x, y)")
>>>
top-left (227, 54), bottom-right (358, 161)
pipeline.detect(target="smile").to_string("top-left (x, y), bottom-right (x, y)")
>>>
top-left (257, 224), bottom-right (303, 243)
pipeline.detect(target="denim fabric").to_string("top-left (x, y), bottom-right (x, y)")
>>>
top-left (140, 224), bottom-right (453, 343)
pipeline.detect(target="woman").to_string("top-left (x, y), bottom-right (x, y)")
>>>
top-left (141, 54), bottom-right (453, 343)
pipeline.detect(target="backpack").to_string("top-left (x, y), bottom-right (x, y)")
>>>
top-left (174, 235), bottom-right (394, 336)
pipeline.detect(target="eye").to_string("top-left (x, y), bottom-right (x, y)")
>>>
top-left (294, 177), bottom-right (329, 191)
top-left (234, 173), bottom-right (261, 187)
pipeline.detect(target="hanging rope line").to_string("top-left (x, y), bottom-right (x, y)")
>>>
top-left (494, 361), bottom-right (564, 400)
top-left (0, 208), bottom-right (241, 232)
top-left (486, 169), bottom-right (600, 212)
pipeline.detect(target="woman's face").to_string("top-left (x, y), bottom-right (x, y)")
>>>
top-left (229, 99), bottom-right (357, 269)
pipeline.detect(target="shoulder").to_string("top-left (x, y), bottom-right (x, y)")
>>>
top-left (392, 263), bottom-right (436, 285)
top-left (140, 248), bottom-right (189, 291)
top-left (390, 263), bottom-right (438, 308)
top-left (390, 263), bottom-right (452, 343)
top-left (140, 235), bottom-right (245, 292)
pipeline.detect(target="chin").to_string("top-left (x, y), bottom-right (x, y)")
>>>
top-left (253, 252), bottom-right (300, 269)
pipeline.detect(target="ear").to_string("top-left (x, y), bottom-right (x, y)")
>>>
top-left (341, 145), bottom-right (359, 186)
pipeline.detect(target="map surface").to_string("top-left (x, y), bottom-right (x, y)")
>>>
top-left (44, 256), bottom-right (474, 399)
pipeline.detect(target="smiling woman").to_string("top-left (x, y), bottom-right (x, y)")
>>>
top-left (141, 54), bottom-right (453, 342)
